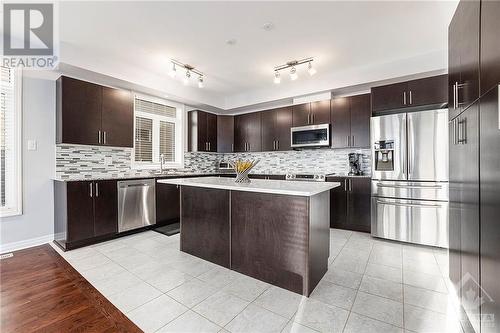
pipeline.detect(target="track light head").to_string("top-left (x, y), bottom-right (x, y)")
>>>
top-left (308, 61), bottom-right (316, 76)
top-left (274, 71), bottom-right (281, 84)
top-left (183, 70), bottom-right (191, 85)
top-left (198, 76), bottom-right (204, 88)
top-left (290, 67), bottom-right (298, 81)
top-left (169, 63), bottom-right (177, 78)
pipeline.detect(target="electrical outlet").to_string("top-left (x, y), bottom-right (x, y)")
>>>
top-left (27, 140), bottom-right (37, 151)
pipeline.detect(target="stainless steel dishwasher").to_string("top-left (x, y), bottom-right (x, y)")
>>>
top-left (118, 179), bottom-right (156, 232)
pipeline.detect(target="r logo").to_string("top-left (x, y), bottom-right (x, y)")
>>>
top-left (3, 3), bottom-right (53, 56)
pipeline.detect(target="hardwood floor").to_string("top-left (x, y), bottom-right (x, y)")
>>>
top-left (0, 244), bottom-right (141, 333)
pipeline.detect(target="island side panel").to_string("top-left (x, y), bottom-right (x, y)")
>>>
top-left (307, 191), bottom-right (330, 295)
top-left (180, 186), bottom-right (230, 268)
top-left (231, 191), bottom-right (309, 295)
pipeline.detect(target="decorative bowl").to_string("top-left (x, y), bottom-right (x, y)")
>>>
top-left (230, 160), bottom-right (259, 183)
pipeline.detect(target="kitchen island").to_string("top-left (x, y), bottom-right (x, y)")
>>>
top-left (158, 176), bottom-right (340, 296)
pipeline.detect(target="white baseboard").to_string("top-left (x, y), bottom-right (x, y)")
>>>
top-left (0, 234), bottom-right (54, 254)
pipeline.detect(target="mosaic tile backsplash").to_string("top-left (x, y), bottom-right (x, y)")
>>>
top-left (55, 144), bottom-right (371, 180)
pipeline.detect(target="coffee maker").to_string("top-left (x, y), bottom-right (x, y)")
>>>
top-left (348, 153), bottom-right (363, 176)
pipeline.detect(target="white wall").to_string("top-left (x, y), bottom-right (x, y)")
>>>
top-left (0, 76), bottom-right (55, 252)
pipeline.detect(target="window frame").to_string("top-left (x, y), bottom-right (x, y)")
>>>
top-left (131, 93), bottom-right (184, 170)
top-left (1, 67), bottom-right (23, 218)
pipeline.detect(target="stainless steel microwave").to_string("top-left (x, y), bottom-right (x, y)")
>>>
top-left (291, 124), bottom-right (330, 148)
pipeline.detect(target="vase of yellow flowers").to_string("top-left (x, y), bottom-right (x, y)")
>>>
top-left (231, 160), bottom-right (259, 183)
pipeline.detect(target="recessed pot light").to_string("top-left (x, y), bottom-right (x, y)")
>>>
top-left (226, 39), bottom-right (237, 46)
top-left (262, 22), bottom-right (275, 31)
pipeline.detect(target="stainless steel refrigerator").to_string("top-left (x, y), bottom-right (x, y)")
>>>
top-left (370, 109), bottom-right (449, 248)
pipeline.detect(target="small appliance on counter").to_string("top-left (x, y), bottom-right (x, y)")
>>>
top-left (218, 161), bottom-right (233, 170)
top-left (348, 153), bottom-right (363, 176)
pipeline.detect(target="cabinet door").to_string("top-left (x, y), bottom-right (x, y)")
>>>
top-left (371, 82), bottom-right (408, 113)
top-left (206, 113), bottom-right (218, 152)
top-left (246, 112), bottom-right (262, 152)
top-left (217, 115), bottom-right (234, 153)
top-left (407, 75), bottom-right (448, 108)
top-left (101, 87), bottom-right (134, 147)
top-left (330, 97), bottom-right (351, 148)
top-left (349, 94), bottom-right (371, 148)
top-left (261, 109), bottom-right (276, 151)
top-left (267, 175), bottom-right (286, 180)
top-left (234, 115), bottom-right (246, 152)
top-left (66, 181), bottom-right (95, 242)
top-left (276, 107), bottom-right (292, 151)
top-left (197, 111), bottom-right (208, 152)
top-left (480, 88), bottom-right (500, 333)
top-left (448, 9), bottom-right (462, 121)
top-left (310, 100), bottom-right (331, 125)
top-left (156, 182), bottom-right (180, 226)
top-left (458, 104), bottom-right (480, 333)
top-left (58, 77), bottom-right (102, 145)
top-left (480, 0), bottom-right (500, 96)
top-left (93, 180), bottom-right (118, 237)
top-left (457, 0), bottom-right (480, 111)
top-left (327, 177), bottom-right (348, 228)
top-left (292, 103), bottom-right (311, 127)
top-left (347, 178), bottom-right (371, 233)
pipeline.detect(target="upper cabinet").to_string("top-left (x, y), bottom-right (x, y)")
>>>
top-left (261, 107), bottom-right (292, 151)
top-left (331, 94), bottom-right (371, 148)
top-left (480, 0), bottom-right (500, 96)
top-left (292, 100), bottom-right (330, 127)
top-left (371, 75), bottom-right (448, 115)
top-left (56, 76), bottom-right (134, 147)
top-left (234, 112), bottom-right (262, 152)
top-left (188, 110), bottom-right (218, 152)
top-left (448, 0), bottom-right (480, 120)
top-left (217, 115), bottom-right (234, 153)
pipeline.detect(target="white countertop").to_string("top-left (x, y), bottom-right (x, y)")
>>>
top-left (158, 177), bottom-right (341, 196)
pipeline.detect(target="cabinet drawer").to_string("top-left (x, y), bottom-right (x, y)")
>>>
top-left (371, 180), bottom-right (449, 201)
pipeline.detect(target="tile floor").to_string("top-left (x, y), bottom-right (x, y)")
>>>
top-left (51, 229), bottom-right (464, 333)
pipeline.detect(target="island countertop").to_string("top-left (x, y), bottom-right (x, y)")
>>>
top-left (158, 176), bottom-right (340, 196)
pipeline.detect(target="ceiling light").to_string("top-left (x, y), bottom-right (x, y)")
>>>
top-left (308, 61), bottom-right (317, 76)
top-left (198, 76), bottom-right (204, 88)
top-left (226, 39), bottom-right (237, 46)
top-left (262, 22), bottom-right (275, 31)
top-left (290, 67), bottom-right (298, 81)
top-left (183, 70), bottom-right (191, 85)
top-left (169, 63), bottom-right (177, 78)
top-left (273, 71), bottom-right (281, 84)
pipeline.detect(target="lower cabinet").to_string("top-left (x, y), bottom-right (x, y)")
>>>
top-left (326, 177), bottom-right (371, 232)
top-left (155, 181), bottom-right (180, 226)
top-left (54, 180), bottom-right (117, 250)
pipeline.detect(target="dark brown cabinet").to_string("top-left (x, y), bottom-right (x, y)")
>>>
top-left (371, 75), bottom-right (448, 114)
top-left (326, 177), bottom-right (371, 232)
top-left (217, 115), bottom-right (234, 153)
top-left (56, 76), bottom-right (134, 147)
top-left (234, 112), bottom-right (262, 152)
top-left (261, 107), bottom-right (292, 151)
top-left (156, 182), bottom-right (180, 226)
top-left (55, 180), bottom-right (118, 250)
top-left (331, 94), bottom-right (371, 148)
top-left (188, 110), bottom-right (217, 152)
top-left (480, 87), bottom-right (500, 333)
top-left (292, 100), bottom-right (330, 127)
top-left (480, 0), bottom-right (500, 96)
top-left (448, 0), bottom-right (480, 120)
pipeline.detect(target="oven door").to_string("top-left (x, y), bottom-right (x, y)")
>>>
top-left (291, 124), bottom-right (330, 148)
top-left (371, 197), bottom-right (449, 248)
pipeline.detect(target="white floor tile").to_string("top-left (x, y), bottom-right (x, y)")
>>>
top-left (197, 266), bottom-right (239, 289)
top-left (193, 291), bottom-right (249, 327)
top-left (404, 304), bottom-right (462, 333)
top-left (93, 271), bottom-right (143, 297)
top-left (369, 252), bottom-right (402, 269)
top-left (157, 310), bottom-right (221, 333)
top-left (343, 312), bottom-right (403, 333)
top-left (254, 287), bottom-right (304, 319)
top-left (67, 252), bottom-right (112, 271)
top-left (173, 257), bottom-right (218, 277)
top-left (80, 262), bottom-right (127, 283)
top-left (127, 295), bottom-right (187, 332)
top-left (359, 275), bottom-right (403, 302)
top-left (225, 304), bottom-right (288, 333)
top-left (280, 320), bottom-right (318, 333)
top-left (403, 257), bottom-right (442, 276)
top-left (351, 291), bottom-right (403, 327)
top-left (331, 253), bottom-right (368, 274)
top-left (403, 270), bottom-right (448, 293)
top-left (167, 278), bottom-right (219, 308)
top-left (322, 268), bottom-right (363, 290)
top-left (364, 263), bottom-right (402, 283)
top-left (293, 298), bottom-right (349, 333)
top-left (221, 275), bottom-right (270, 302)
top-left (145, 268), bottom-right (194, 293)
top-left (107, 282), bottom-right (162, 313)
top-left (310, 280), bottom-right (357, 310)
top-left (403, 285), bottom-right (455, 315)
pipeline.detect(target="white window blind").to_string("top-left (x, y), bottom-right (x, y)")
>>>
top-left (1, 66), bottom-right (22, 217)
top-left (133, 96), bottom-right (183, 168)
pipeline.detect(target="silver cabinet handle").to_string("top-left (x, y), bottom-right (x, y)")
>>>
top-left (307, 113), bottom-right (310, 124)
top-left (453, 83), bottom-right (457, 109)
top-left (98, 130), bottom-right (101, 144)
top-left (276, 140), bottom-right (279, 150)
top-left (376, 183), bottom-right (443, 189)
top-left (344, 179), bottom-right (348, 191)
top-left (95, 182), bottom-right (99, 197)
top-left (209, 142), bottom-right (211, 151)
top-left (403, 91), bottom-right (407, 105)
top-left (351, 135), bottom-right (355, 147)
top-left (89, 183), bottom-right (93, 197)
top-left (103, 131), bottom-right (107, 144)
top-left (458, 118), bottom-right (467, 144)
top-left (409, 91), bottom-right (413, 105)
top-left (231, 143), bottom-right (234, 152)
top-left (311, 113), bottom-right (314, 124)
top-left (376, 199), bottom-right (443, 208)
top-left (349, 179), bottom-right (352, 192)
top-left (247, 143), bottom-right (250, 151)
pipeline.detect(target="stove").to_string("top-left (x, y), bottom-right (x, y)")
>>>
top-left (285, 174), bottom-right (327, 182)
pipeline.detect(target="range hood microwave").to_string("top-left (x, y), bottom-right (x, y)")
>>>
top-left (291, 124), bottom-right (330, 148)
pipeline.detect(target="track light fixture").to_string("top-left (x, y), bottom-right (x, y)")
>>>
top-left (273, 57), bottom-right (315, 84)
top-left (169, 60), bottom-right (204, 88)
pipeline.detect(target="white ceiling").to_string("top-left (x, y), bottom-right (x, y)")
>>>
top-left (59, 1), bottom-right (458, 112)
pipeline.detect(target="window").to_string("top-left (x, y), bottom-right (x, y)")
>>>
top-left (133, 95), bottom-right (183, 168)
top-left (1, 66), bottom-right (22, 217)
